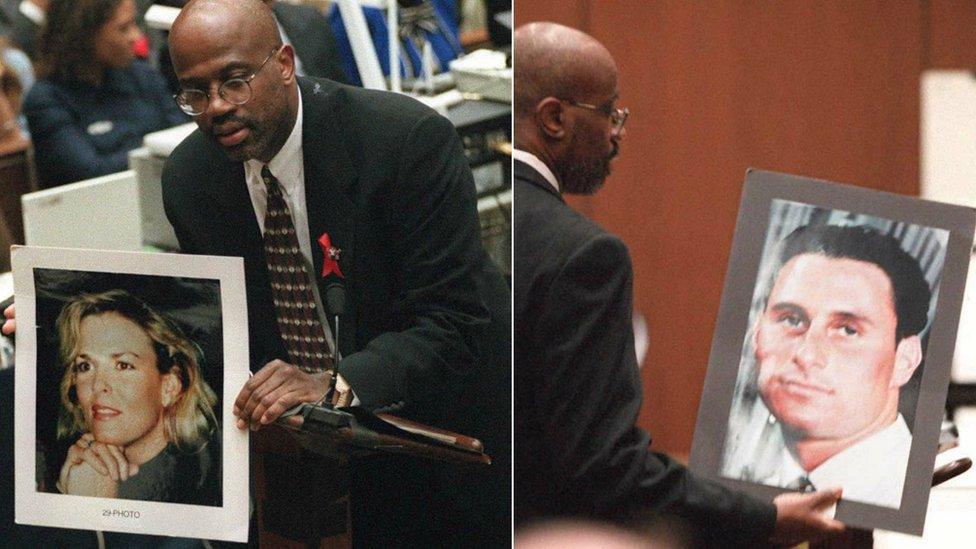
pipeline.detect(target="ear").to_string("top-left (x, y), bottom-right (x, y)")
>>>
top-left (890, 335), bottom-right (922, 388)
top-left (278, 44), bottom-right (297, 84)
top-left (536, 97), bottom-right (567, 139)
top-left (160, 367), bottom-right (183, 408)
top-left (750, 314), bottom-right (763, 352)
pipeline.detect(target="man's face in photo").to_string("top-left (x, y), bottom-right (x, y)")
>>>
top-left (754, 253), bottom-right (909, 441)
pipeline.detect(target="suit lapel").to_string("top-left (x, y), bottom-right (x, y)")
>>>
top-left (207, 140), bottom-right (262, 254)
top-left (298, 77), bottom-right (358, 357)
top-left (202, 142), bottom-right (288, 364)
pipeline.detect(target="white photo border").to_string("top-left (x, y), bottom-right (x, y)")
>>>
top-left (13, 246), bottom-right (250, 542)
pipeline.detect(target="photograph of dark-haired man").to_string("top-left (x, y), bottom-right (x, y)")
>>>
top-left (725, 223), bottom-right (937, 509)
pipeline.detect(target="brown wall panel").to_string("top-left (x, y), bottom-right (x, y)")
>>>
top-left (928, 0), bottom-right (976, 68)
top-left (514, 1), bottom-right (976, 458)
top-left (513, 0), bottom-right (589, 31)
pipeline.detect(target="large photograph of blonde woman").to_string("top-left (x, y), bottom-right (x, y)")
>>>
top-left (52, 289), bottom-right (220, 505)
top-left (29, 270), bottom-right (226, 508)
top-left (12, 248), bottom-right (249, 542)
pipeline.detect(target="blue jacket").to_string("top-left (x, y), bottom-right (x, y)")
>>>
top-left (24, 60), bottom-right (187, 188)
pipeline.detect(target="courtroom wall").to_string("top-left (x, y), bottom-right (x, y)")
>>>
top-left (514, 0), bottom-right (976, 456)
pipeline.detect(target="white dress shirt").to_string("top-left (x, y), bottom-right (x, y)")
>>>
top-left (513, 148), bottom-right (560, 193)
top-left (243, 89), bottom-right (355, 402)
top-left (244, 90), bottom-right (311, 255)
top-left (758, 415), bottom-right (912, 509)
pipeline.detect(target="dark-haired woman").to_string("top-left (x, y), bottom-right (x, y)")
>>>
top-left (23, 0), bottom-right (186, 188)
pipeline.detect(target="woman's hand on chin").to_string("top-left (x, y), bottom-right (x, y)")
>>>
top-left (60, 459), bottom-right (118, 498)
top-left (58, 433), bottom-right (139, 496)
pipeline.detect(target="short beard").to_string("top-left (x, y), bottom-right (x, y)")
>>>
top-left (214, 89), bottom-right (293, 163)
top-left (560, 131), bottom-right (614, 195)
top-left (218, 140), bottom-right (255, 163)
top-left (209, 114), bottom-right (259, 162)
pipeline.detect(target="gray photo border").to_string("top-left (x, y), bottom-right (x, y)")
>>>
top-left (689, 169), bottom-right (976, 535)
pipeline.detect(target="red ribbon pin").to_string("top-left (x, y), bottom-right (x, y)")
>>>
top-left (318, 233), bottom-right (344, 279)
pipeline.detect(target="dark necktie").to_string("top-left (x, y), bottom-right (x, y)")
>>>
top-left (788, 474), bottom-right (816, 493)
top-left (261, 165), bottom-right (333, 373)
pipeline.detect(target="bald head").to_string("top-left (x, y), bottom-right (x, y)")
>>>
top-left (172, 0), bottom-right (280, 61)
top-left (514, 22), bottom-right (622, 195)
top-left (514, 22), bottom-right (617, 119)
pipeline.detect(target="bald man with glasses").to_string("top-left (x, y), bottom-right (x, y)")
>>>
top-left (161, 0), bottom-right (511, 546)
top-left (513, 21), bottom-right (845, 547)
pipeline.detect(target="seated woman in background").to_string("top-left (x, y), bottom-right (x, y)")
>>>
top-left (23, 0), bottom-right (186, 189)
top-left (0, 34), bottom-right (35, 150)
top-left (0, 48), bottom-right (29, 155)
top-left (52, 289), bottom-right (220, 506)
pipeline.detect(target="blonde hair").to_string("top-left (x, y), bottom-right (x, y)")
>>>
top-left (56, 289), bottom-right (218, 452)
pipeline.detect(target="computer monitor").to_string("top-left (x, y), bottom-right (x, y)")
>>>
top-left (21, 170), bottom-right (174, 252)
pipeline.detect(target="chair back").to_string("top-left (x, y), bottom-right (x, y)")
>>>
top-left (0, 145), bottom-right (37, 271)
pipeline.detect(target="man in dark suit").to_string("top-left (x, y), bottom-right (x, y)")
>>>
top-left (512, 21), bottom-right (844, 547)
top-left (162, 0), bottom-right (510, 546)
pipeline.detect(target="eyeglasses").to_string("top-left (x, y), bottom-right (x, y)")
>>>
top-left (174, 48), bottom-right (279, 116)
top-left (561, 99), bottom-right (629, 135)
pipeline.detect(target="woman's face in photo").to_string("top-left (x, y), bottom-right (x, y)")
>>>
top-left (72, 312), bottom-right (170, 447)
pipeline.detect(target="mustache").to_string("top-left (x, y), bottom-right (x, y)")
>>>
top-left (211, 114), bottom-right (255, 135)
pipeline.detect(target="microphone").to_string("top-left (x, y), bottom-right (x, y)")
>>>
top-left (324, 282), bottom-right (346, 407)
top-left (325, 282), bottom-right (346, 318)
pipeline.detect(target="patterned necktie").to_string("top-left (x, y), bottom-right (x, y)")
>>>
top-left (261, 165), bottom-right (333, 373)
top-left (787, 474), bottom-right (816, 493)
